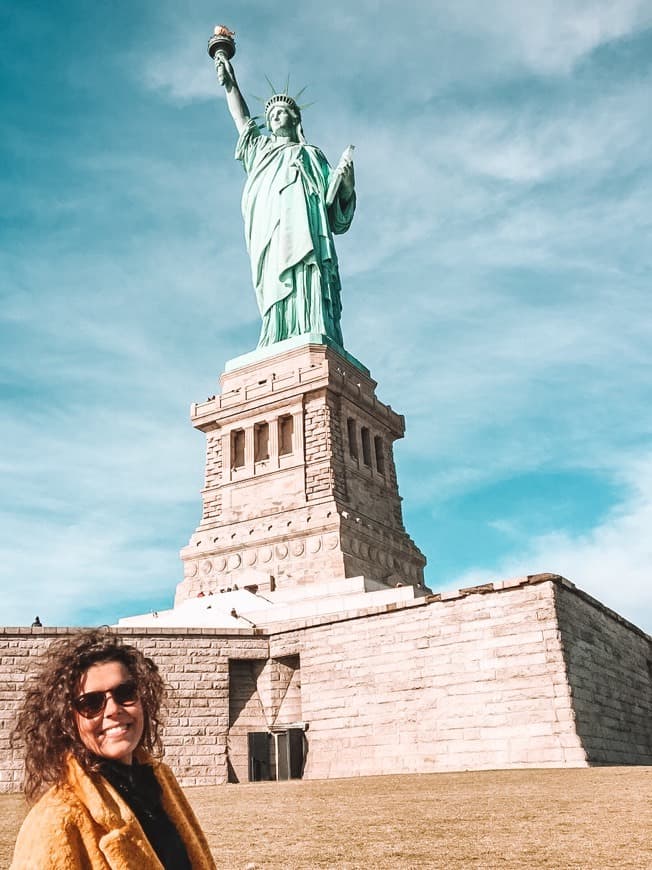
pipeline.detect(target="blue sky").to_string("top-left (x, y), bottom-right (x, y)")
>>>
top-left (2, 1), bottom-right (652, 630)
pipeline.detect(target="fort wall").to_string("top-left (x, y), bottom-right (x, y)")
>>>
top-left (554, 583), bottom-right (652, 764)
top-left (272, 577), bottom-right (587, 777)
top-left (1, 576), bottom-right (651, 792)
top-left (0, 629), bottom-right (268, 791)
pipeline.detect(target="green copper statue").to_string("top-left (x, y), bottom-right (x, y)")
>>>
top-left (213, 36), bottom-right (356, 348)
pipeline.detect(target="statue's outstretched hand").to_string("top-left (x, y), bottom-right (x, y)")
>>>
top-left (215, 54), bottom-right (235, 88)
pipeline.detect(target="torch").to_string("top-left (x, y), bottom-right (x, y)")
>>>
top-left (207, 25), bottom-right (236, 62)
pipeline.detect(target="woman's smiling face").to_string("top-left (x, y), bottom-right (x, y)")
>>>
top-left (74, 660), bottom-right (144, 764)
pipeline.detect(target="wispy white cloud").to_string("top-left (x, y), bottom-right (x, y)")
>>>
top-left (142, 53), bottom-right (218, 104)
top-left (3, 0), bottom-right (652, 630)
top-left (138, 1), bottom-right (652, 106)
top-left (0, 405), bottom-right (205, 627)
top-left (446, 0), bottom-right (652, 76)
top-left (445, 452), bottom-right (652, 632)
top-left (0, 507), bottom-right (183, 626)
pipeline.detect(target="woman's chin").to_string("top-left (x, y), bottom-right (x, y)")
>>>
top-left (100, 746), bottom-right (134, 764)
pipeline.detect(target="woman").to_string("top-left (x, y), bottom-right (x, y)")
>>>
top-left (10, 628), bottom-right (216, 869)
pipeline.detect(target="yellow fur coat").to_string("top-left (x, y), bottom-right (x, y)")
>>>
top-left (10, 751), bottom-right (216, 869)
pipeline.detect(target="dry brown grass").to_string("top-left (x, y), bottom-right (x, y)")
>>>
top-left (2, 768), bottom-right (651, 869)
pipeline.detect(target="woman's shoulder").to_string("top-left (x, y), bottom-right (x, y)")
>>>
top-left (10, 785), bottom-right (91, 868)
top-left (19, 782), bottom-right (88, 831)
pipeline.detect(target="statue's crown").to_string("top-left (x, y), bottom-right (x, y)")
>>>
top-left (265, 93), bottom-right (301, 121)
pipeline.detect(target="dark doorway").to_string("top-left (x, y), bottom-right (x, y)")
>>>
top-left (277, 728), bottom-right (305, 780)
top-left (247, 729), bottom-right (305, 781)
top-left (247, 732), bottom-right (273, 782)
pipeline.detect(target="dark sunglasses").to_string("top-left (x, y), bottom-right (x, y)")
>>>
top-left (73, 680), bottom-right (139, 719)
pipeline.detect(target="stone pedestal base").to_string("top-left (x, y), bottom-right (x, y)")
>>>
top-left (176, 341), bottom-right (426, 604)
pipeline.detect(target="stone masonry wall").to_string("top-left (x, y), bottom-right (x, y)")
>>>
top-left (179, 344), bottom-right (426, 599)
top-left (554, 583), bottom-right (652, 764)
top-left (228, 659), bottom-right (268, 782)
top-left (304, 389), bottom-right (337, 502)
top-left (270, 578), bottom-right (588, 778)
top-left (0, 628), bottom-right (268, 793)
top-left (227, 654), bottom-right (302, 782)
top-left (199, 431), bottom-right (223, 526)
top-left (2, 578), bottom-right (652, 792)
top-left (0, 631), bottom-right (50, 791)
top-left (326, 392), bottom-right (347, 504)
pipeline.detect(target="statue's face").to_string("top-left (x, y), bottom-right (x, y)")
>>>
top-left (268, 106), bottom-right (297, 138)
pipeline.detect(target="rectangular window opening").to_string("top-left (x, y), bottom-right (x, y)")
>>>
top-left (347, 417), bottom-right (358, 460)
top-left (278, 415), bottom-right (294, 456)
top-left (254, 422), bottom-right (269, 462)
top-left (361, 426), bottom-right (372, 467)
top-left (231, 428), bottom-right (245, 469)
top-left (374, 435), bottom-right (385, 475)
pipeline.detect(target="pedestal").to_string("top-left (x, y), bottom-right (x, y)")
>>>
top-left (176, 341), bottom-right (426, 603)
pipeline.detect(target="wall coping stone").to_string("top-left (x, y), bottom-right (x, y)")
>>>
top-left (0, 626), bottom-right (266, 637)
top-left (2, 574), bottom-right (649, 644)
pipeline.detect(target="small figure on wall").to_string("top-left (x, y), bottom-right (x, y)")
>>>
top-left (210, 26), bottom-right (356, 350)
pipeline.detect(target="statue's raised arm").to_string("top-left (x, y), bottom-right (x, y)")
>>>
top-left (214, 53), bottom-right (250, 135)
top-left (209, 26), bottom-right (356, 350)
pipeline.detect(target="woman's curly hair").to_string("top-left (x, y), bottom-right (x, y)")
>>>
top-left (11, 628), bottom-right (166, 802)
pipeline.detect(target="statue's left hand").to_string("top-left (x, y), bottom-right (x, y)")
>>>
top-left (339, 160), bottom-right (355, 202)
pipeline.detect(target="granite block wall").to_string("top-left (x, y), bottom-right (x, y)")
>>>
top-left (270, 578), bottom-right (589, 778)
top-left (554, 583), bottom-right (652, 764)
top-left (0, 628), bottom-right (268, 792)
top-left (1, 577), bottom-right (651, 793)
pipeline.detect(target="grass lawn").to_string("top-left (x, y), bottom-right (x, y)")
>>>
top-left (2, 767), bottom-right (651, 868)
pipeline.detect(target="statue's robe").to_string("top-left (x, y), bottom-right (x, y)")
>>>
top-left (236, 119), bottom-right (355, 347)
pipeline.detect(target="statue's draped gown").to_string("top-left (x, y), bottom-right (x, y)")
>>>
top-left (236, 119), bottom-right (355, 347)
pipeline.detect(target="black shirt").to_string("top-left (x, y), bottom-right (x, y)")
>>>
top-left (99, 759), bottom-right (192, 870)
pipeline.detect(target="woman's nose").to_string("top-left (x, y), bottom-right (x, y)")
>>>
top-left (103, 692), bottom-right (122, 715)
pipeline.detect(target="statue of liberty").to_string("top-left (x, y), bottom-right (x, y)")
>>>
top-left (213, 35), bottom-right (356, 349)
